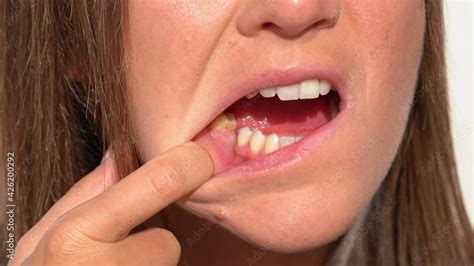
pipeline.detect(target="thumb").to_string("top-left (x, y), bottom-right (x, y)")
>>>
top-left (16, 148), bottom-right (120, 258)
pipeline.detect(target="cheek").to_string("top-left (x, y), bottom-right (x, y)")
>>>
top-left (333, 1), bottom-right (425, 177)
top-left (126, 2), bottom-right (196, 157)
top-left (334, 0), bottom-right (426, 219)
top-left (327, 0), bottom-right (426, 239)
top-left (126, 1), bottom-right (234, 158)
top-left (356, 0), bottom-right (425, 154)
top-left (350, 0), bottom-right (426, 97)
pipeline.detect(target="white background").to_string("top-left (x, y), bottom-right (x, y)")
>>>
top-left (446, 0), bottom-right (473, 222)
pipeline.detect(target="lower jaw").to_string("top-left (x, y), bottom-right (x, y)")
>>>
top-left (194, 93), bottom-right (342, 177)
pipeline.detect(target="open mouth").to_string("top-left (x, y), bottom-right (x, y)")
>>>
top-left (195, 77), bottom-right (342, 174)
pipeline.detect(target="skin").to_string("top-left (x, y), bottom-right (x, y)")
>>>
top-left (14, 0), bottom-right (425, 265)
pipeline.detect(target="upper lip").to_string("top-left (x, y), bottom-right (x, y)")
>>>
top-left (192, 63), bottom-right (348, 139)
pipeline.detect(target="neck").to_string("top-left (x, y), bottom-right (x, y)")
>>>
top-left (156, 204), bottom-right (332, 266)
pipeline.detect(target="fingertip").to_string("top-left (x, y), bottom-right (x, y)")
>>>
top-left (187, 141), bottom-right (215, 177)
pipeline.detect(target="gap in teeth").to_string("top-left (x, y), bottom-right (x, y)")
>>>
top-left (238, 127), bottom-right (303, 155)
top-left (245, 78), bottom-right (333, 101)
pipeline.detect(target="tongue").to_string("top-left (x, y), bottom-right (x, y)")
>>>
top-left (227, 95), bottom-right (332, 135)
top-left (195, 95), bottom-right (332, 174)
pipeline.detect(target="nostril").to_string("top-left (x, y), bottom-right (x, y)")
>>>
top-left (260, 18), bottom-right (331, 38)
top-left (308, 19), bottom-right (331, 32)
top-left (262, 22), bottom-right (276, 31)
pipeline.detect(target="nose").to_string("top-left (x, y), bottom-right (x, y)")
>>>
top-left (237, 0), bottom-right (340, 38)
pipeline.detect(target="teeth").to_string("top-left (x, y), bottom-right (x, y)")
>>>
top-left (254, 79), bottom-right (332, 101)
top-left (279, 136), bottom-right (296, 147)
top-left (277, 84), bottom-right (300, 101)
top-left (249, 130), bottom-right (265, 154)
top-left (246, 91), bottom-right (258, 99)
top-left (210, 113), bottom-right (237, 131)
top-left (236, 128), bottom-right (303, 155)
top-left (299, 80), bottom-right (320, 99)
top-left (259, 87), bottom-right (276, 98)
top-left (221, 78), bottom-right (335, 155)
top-left (319, 80), bottom-right (331, 96)
top-left (237, 127), bottom-right (253, 147)
top-left (264, 134), bottom-right (280, 154)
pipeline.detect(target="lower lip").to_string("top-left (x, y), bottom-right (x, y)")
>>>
top-left (208, 102), bottom-right (348, 180)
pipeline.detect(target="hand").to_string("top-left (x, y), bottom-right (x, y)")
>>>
top-left (10, 142), bottom-right (214, 265)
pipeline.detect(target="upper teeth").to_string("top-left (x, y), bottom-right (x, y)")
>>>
top-left (246, 79), bottom-right (332, 101)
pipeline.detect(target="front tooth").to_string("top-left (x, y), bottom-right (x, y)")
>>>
top-left (250, 130), bottom-right (265, 154)
top-left (264, 134), bottom-right (280, 154)
top-left (237, 127), bottom-right (253, 147)
top-left (299, 79), bottom-right (320, 99)
top-left (246, 91), bottom-right (258, 99)
top-left (260, 87), bottom-right (276, 98)
top-left (277, 84), bottom-right (299, 101)
top-left (294, 136), bottom-right (303, 142)
top-left (279, 136), bottom-right (295, 147)
top-left (210, 113), bottom-right (237, 131)
top-left (319, 80), bottom-right (331, 95)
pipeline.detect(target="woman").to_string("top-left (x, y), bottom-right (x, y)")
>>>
top-left (1, 0), bottom-right (472, 265)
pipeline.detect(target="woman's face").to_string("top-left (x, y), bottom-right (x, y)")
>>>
top-left (126, 0), bottom-right (425, 252)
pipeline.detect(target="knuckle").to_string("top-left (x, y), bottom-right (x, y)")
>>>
top-left (42, 221), bottom-right (85, 258)
top-left (43, 227), bottom-right (72, 256)
top-left (37, 219), bottom-right (108, 265)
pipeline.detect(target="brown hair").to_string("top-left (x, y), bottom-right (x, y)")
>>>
top-left (1, 0), bottom-right (472, 265)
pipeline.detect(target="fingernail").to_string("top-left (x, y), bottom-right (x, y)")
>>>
top-left (101, 147), bottom-right (112, 165)
top-left (101, 147), bottom-right (118, 190)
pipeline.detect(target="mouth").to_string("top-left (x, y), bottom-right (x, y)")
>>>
top-left (194, 68), bottom-right (346, 175)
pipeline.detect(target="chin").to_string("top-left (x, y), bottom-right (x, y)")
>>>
top-left (182, 183), bottom-right (371, 253)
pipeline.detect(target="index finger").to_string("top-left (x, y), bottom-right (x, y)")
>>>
top-left (61, 141), bottom-right (214, 242)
